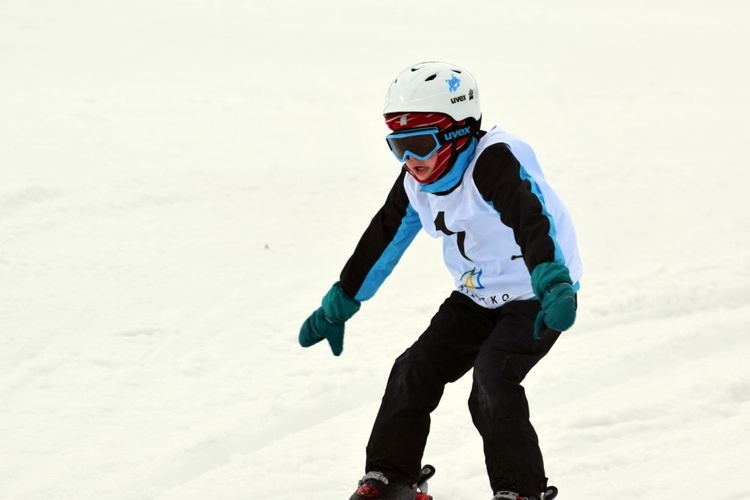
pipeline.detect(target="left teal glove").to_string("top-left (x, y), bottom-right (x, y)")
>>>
top-left (531, 262), bottom-right (577, 339)
top-left (299, 282), bottom-right (361, 356)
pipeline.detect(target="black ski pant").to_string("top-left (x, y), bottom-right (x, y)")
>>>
top-left (364, 291), bottom-right (562, 496)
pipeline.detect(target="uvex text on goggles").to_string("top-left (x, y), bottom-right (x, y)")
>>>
top-left (385, 125), bottom-right (473, 163)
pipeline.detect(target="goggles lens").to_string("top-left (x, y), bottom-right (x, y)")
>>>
top-left (385, 127), bottom-right (441, 162)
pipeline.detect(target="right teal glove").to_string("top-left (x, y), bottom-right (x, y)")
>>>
top-left (299, 282), bottom-right (361, 356)
top-left (531, 262), bottom-right (577, 339)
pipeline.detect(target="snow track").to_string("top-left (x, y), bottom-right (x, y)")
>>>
top-left (2, 1), bottom-right (749, 499)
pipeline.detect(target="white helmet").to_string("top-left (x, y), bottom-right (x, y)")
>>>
top-left (383, 61), bottom-right (481, 122)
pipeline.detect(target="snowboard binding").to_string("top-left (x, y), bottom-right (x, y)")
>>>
top-left (415, 464), bottom-right (436, 500)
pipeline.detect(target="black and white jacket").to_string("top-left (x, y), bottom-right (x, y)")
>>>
top-left (340, 126), bottom-right (582, 308)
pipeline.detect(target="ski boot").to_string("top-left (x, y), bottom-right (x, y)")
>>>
top-left (349, 464), bottom-right (436, 500)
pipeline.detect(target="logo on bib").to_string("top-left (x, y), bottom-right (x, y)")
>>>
top-left (460, 267), bottom-right (485, 290)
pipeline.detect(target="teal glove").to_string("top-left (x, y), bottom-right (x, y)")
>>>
top-left (531, 262), bottom-right (577, 339)
top-left (299, 282), bottom-right (361, 356)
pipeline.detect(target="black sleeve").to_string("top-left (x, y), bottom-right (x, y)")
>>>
top-left (472, 143), bottom-right (557, 272)
top-left (339, 168), bottom-right (421, 300)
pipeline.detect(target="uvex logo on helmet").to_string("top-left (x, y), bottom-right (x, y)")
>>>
top-left (449, 85), bottom-right (474, 105)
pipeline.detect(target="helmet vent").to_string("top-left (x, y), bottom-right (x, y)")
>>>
top-left (425, 74), bottom-right (437, 82)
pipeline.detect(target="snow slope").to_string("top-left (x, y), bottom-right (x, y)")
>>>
top-left (2, 1), bottom-right (749, 499)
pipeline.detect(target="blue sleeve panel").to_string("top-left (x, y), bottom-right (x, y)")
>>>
top-left (355, 203), bottom-right (422, 301)
top-left (517, 165), bottom-right (566, 266)
top-left (339, 169), bottom-right (422, 301)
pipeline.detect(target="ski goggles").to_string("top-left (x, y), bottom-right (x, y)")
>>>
top-left (385, 127), bottom-right (443, 162)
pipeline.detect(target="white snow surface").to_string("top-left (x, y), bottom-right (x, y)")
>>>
top-left (2, 1), bottom-right (750, 499)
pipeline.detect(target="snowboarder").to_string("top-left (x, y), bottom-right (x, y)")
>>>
top-left (299, 61), bottom-right (581, 500)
